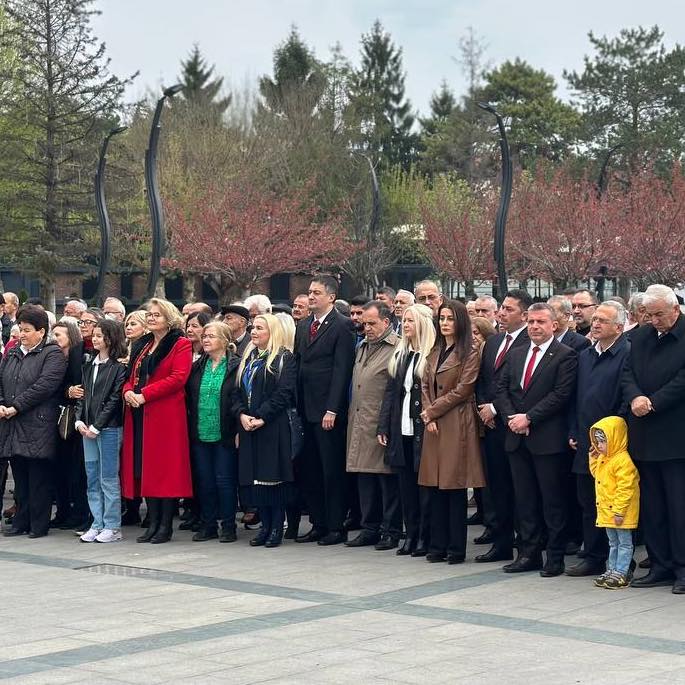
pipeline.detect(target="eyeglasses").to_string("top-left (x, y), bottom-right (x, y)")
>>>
top-left (78, 320), bottom-right (98, 327)
top-left (146, 312), bottom-right (163, 319)
top-left (572, 303), bottom-right (596, 310)
top-left (201, 334), bottom-right (219, 340)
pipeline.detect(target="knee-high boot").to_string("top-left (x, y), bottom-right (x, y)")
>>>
top-left (136, 498), bottom-right (161, 543)
top-left (151, 498), bottom-right (176, 544)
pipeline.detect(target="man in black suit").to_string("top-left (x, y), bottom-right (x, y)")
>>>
top-left (623, 284), bottom-right (685, 594)
top-left (295, 275), bottom-right (356, 546)
top-left (475, 289), bottom-right (532, 563)
top-left (548, 296), bottom-right (592, 353)
top-left (571, 289), bottom-right (598, 337)
top-left (495, 302), bottom-right (577, 577)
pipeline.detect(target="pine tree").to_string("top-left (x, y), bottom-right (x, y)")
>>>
top-left (0, 0), bottom-right (135, 307)
top-left (420, 81), bottom-right (456, 135)
top-left (179, 44), bottom-right (231, 120)
top-left (349, 20), bottom-right (417, 170)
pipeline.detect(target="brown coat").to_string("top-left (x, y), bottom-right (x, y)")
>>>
top-left (418, 345), bottom-right (485, 490)
top-left (347, 331), bottom-right (399, 474)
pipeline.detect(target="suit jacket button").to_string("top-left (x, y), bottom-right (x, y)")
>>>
top-left (414, 401), bottom-right (419, 406)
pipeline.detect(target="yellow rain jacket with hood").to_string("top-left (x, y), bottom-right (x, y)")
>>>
top-left (589, 416), bottom-right (640, 529)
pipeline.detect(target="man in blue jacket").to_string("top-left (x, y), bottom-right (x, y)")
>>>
top-left (567, 300), bottom-right (630, 577)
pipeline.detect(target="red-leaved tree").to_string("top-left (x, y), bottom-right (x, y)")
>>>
top-left (165, 182), bottom-right (351, 303)
top-left (419, 176), bottom-right (496, 297)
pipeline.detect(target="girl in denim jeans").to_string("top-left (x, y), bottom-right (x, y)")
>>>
top-left (589, 416), bottom-right (640, 589)
top-left (75, 320), bottom-right (128, 543)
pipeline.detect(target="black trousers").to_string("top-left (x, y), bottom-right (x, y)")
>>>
top-left (357, 472), bottom-right (402, 538)
top-left (564, 454), bottom-right (583, 545)
top-left (482, 426), bottom-right (515, 552)
top-left (508, 447), bottom-right (568, 564)
top-left (398, 437), bottom-right (430, 541)
top-left (428, 487), bottom-right (467, 558)
top-left (575, 472), bottom-right (608, 563)
top-left (637, 459), bottom-right (685, 578)
top-left (10, 456), bottom-right (54, 535)
top-left (300, 420), bottom-right (347, 533)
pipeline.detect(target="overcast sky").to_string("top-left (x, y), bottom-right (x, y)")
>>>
top-left (93, 0), bottom-right (682, 116)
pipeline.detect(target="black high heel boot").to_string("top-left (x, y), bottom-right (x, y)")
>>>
top-left (136, 498), bottom-right (160, 543)
top-left (150, 498), bottom-right (176, 544)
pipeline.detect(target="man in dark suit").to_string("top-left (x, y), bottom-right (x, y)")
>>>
top-left (475, 289), bottom-right (532, 563)
top-left (295, 275), bottom-right (356, 546)
top-left (623, 284), bottom-right (685, 594)
top-left (495, 302), bottom-right (577, 577)
top-left (548, 296), bottom-right (592, 353)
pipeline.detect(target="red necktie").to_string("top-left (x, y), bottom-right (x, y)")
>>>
top-left (522, 346), bottom-right (541, 390)
top-left (494, 334), bottom-right (513, 370)
top-left (309, 319), bottom-right (321, 341)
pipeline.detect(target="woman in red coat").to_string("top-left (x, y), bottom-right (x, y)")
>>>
top-left (121, 298), bottom-right (192, 544)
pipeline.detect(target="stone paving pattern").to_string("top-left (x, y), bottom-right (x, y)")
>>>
top-left (0, 518), bottom-right (684, 684)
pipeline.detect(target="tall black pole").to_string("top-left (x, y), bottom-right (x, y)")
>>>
top-left (478, 102), bottom-right (512, 302)
top-left (595, 144), bottom-right (622, 301)
top-left (94, 126), bottom-right (127, 305)
top-left (145, 83), bottom-right (183, 299)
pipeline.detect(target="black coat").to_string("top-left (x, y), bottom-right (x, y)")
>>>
top-left (559, 329), bottom-right (592, 353)
top-left (75, 357), bottom-right (127, 431)
top-left (377, 352), bottom-right (424, 471)
top-left (622, 316), bottom-right (685, 462)
top-left (1, 315), bottom-right (13, 346)
top-left (233, 349), bottom-right (296, 485)
top-left (0, 339), bottom-right (67, 459)
top-left (295, 308), bottom-right (355, 423)
top-left (186, 352), bottom-right (240, 447)
top-left (569, 334), bottom-right (630, 474)
top-left (495, 338), bottom-right (577, 455)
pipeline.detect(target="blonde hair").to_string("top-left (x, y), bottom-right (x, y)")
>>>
top-left (275, 312), bottom-right (295, 351)
top-left (203, 321), bottom-right (236, 355)
top-left (125, 310), bottom-right (148, 332)
top-left (388, 303), bottom-right (436, 380)
top-left (237, 313), bottom-right (288, 381)
top-left (144, 298), bottom-right (184, 330)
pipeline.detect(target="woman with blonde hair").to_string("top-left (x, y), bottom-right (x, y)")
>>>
top-left (377, 303), bottom-right (436, 557)
top-left (274, 312), bottom-right (296, 352)
top-left (234, 314), bottom-right (296, 548)
top-left (121, 298), bottom-right (193, 544)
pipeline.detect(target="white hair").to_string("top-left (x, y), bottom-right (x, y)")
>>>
top-left (475, 295), bottom-right (499, 310)
top-left (395, 289), bottom-right (415, 303)
top-left (643, 284), bottom-right (678, 308)
top-left (66, 299), bottom-right (87, 313)
top-left (103, 297), bottom-right (126, 315)
top-left (547, 295), bottom-right (572, 315)
top-left (243, 294), bottom-right (272, 315)
top-left (600, 300), bottom-right (627, 326)
top-left (627, 292), bottom-right (644, 315)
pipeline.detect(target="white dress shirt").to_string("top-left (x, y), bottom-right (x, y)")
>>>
top-left (489, 325), bottom-right (527, 416)
top-left (520, 337), bottom-right (554, 389)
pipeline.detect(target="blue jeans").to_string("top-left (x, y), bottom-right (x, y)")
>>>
top-left (606, 527), bottom-right (634, 575)
top-left (83, 427), bottom-right (122, 530)
top-left (192, 441), bottom-right (238, 532)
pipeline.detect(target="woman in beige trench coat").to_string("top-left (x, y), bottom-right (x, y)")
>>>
top-left (418, 299), bottom-right (484, 564)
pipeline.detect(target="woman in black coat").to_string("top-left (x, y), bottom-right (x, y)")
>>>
top-left (234, 314), bottom-right (296, 548)
top-left (377, 304), bottom-right (436, 557)
top-left (0, 305), bottom-right (67, 538)
top-left (186, 321), bottom-right (240, 543)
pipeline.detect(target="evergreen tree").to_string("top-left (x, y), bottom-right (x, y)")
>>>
top-left (0, 0), bottom-right (135, 307)
top-left (179, 44), bottom-right (231, 119)
top-left (349, 20), bottom-right (418, 170)
top-left (420, 81), bottom-right (456, 135)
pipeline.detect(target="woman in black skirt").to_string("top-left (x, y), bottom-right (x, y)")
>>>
top-left (234, 313), bottom-right (296, 548)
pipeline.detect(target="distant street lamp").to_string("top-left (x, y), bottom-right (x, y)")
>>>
top-left (145, 83), bottom-right (183, 299)
top-left (478, 102), bottom-right (512, 302)
top-left (94, 125), bottom-right (127, 305)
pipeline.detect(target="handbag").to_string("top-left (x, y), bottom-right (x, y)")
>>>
top-left (57, 405), bottom-right (76, 441)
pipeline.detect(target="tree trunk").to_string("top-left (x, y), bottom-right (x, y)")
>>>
top-left (40, 277), bottom-right (56, 313)
top-left (154, 276), bottom-right (166, 298)
top-left (182, 274), bottom-right (197, 303)
top-left (617, 277), bottom-right (631, 302)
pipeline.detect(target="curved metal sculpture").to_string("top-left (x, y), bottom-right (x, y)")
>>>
top-left (145, 83), bottom-right (183, 299)
top-left (94, 126), bottom-right (127, 304)
top-left (478, 102), bottom-right (512, 302)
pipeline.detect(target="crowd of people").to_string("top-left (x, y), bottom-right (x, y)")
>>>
top-left (0, 278), bottom-right (683, 595)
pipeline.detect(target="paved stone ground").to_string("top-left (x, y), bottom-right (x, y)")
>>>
top-left (0, 509), bottom-right (684, 684)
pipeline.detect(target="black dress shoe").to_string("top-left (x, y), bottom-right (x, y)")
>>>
top-left (447, 554), bottom-right (465, 565)
top-left (502, 556), bottom-right (543, 573)
top-left (265, 528), bottom-right (284, 548)
top-left (411, 539), bottom-right (428, 557)
top-left (343, 517), bottom-right (361, 532)
top-left (631, 569), bottom-right (675, 588)
top-left (540, 562), bottom-right (565, 577)
top-left (318, 531), bottom-right (347, 546)
top-left (249, 528), bottom-right (269, 547)
top-left (178, 517), bottom-right (199, 531)
top-left (672, 579), bottom-right (685, 595)
top-left (396, 537), bottom-right (416, 556)
top-left (475, 546), bottom-right (514, 563)
top-left (219, 528), bottom-right (237, 543)
top-left (426, 552), bottom-right (446, 563)
top-left (473, 529), bottom-right (494, 545)
top-left (638, 557), bottom-right (651, 569)
top-left (565, 541), bottom-right (581, 556)
top-left (565, 559), bottom-right (606, 577)
top-left (374, 535), bottom-right (398, 551)
top-left (28, 531), bottom-right (48, 539)
top-left (345, 531), bottom-right (379, 547)
top-left (192, 529), bottom-right (218, 542)
top-left (3, 528), bottom-right (27, 537)
top-left (466, 512), bottom-right (483, 526)
top-left (295, 528), bottom-right (326, 543)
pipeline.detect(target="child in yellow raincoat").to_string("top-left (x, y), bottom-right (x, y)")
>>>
top-left (589, 416), bottom-right (640, 589)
